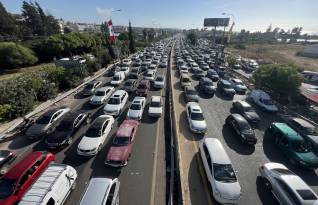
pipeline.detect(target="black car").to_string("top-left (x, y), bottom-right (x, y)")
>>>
top-left (128, 73), bottom-right (139, 80)
top-left (226, 114), bottom-right (257, 145)
top-left (199, 77), bottom-right (216, 95)
top-left (215, 66), bottom-right (226, 77)
top-left (0, 150), bottom-right (16, 175)
top-left (124, 79), bottom-right (137, 93)
top-left (193, 68), bottom-right (206, 79)
top-left (232, 100), bottom-right (260, 124)
top-left (206, 69), bottom-right (219, 81)
top-left (217, 79), bottom-right (236, 97)
top-left (45, 111), bottom-right (90, 149)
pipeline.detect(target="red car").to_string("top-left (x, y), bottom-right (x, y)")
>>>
top-left (105, 119), bottom-right (140, 167)
top-left (136, 80), bottom-right (150, 97)
top-left (0, 151), bottom-right (55, 205)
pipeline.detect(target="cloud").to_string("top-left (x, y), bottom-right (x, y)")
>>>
top-left (96, 7), bottom-right (113, 19)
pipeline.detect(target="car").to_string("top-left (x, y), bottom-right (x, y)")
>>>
top-left (199, 77), bottom-right (216, 95)
top-left (45, 111), bottom-right (90, 149)
top-left (200, 63), bottom-right (210, 71)
top-left (144, 70), bottom-right (156, 81)
top-left (128, 72), bottom-right (139, 80)
top-left (148, 96), bottom-right (163, 117)
top-left (180, 73), bottom-right (191, 88)
top-left (82, 81), bottom-right (102, 96)
top-left (184, 86), bottom-right (199, 102)
top-left (190, 63), bottom-right (200, 73)
top-left (130, 67), bottom-right (141, 75)
top-left (126, 97), bottom-right (146, 120)
top-left (259, 162), bottom-right (318, 205)
top-left (77, 115), bottom-right (114, 156)
top-left (159, 61), bottom-right (167, 68)
top-left (179, 65), bottom-right (189, 74)
top-left (148, 64), bottom-right (157, 72)
top-left (267, 122), bottom-right (318, 169)
top-left (230, 78), bottom-right (248, 94)
top-left (120, 66), bottom-right (130, 76)
top-left (215, 66), bottom-right (226, 77)
top-left (248, 90), bottom-right (278, 112)
top-left (124, 79), bottom-right (137, 93)
top-left (186, 102), bottom-right (207, 134)
top-left (26, 107), bottom-right (71, 140)
top-left (226, 114), bottom-right (257, 145)
top-left (110, 71), bottom-right (125, 85)
top-left (206, 69), bottom-right (219, 81)
top-left (79, 178), bottom-right (120, 205)
top-left (217, 79), bottom-right (236, 97)
top-left (193, 68), bottom-right (206, 79)
top-left (153, 75), bottom-right (165, 89)
top-left (89, 86), bottom-right (115, 105)
top-left (136, 80), bottom-right (150, 97)
top-left (103, 90), bottom-right (129, 117)
top-left (286, 117), bottom-right (318, 151)
top-left (0, 151), bottom-right (55, 205)
top-left (0, 150), bottom-right (16, 176)
top-left (199, 138), bottom-right (241, 204)
top-left (232, 100), bottom-right (260, 124)
top-left (122, 58), bottom-right (131, 66)
top-left (105, 120), bottom-right (140, 167)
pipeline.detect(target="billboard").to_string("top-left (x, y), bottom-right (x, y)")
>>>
top-left (204, 18), bottom-right (230, 27)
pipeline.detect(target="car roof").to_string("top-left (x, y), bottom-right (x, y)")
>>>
top-left (291, 118), bottom-right (315, 129)
top-left (203, 138), bottom-right (231, 164)
top-left (91, 115), bottom-right (112, 128)
top-left (5, 151), bottom-right (47, 179)
top-left (43, 108), bottom-right (61, 117)
top-left (187, 102), bottom-right (202, 112)
top-left (231, 114), bottom-right (249, 125)
top-left (220, 79), bottom-right (231, 85)
top-left (151, 96), bottom-right (162, 102)
top-left (273, 123), bottom-right (304, 141)
top-left (201, 77), bottom-right (212, 82)
top-left (132, 97), bottom-right (145, 104)
top-left (62, 111), bottom-right (84, 123)
top-left (232, 78), bottom-right (243, 83)
top-left (236, 100), bottom-right (252, 108)
top-left (112, 90), bottom-right (127, 97)
top-left (96, 86), bottom-right (112, 92)
top-left (80, 178), bottom-right (112, 205)
top-left (116, 120), bottom-right (139, 137)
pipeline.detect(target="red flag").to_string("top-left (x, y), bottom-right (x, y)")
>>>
top-left (107, 20), bottom-right (116, 44)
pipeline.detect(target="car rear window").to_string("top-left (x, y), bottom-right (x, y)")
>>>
top-left (296, 189), bottom-right (317, 200)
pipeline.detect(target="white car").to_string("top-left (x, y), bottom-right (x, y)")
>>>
top-left (144, 70), bottom-right (156, 81)
top-left (111, 72), bottom-right (125, 85)
top-left (153, 75), bottom-right (165, 89)
top-left (179, 65), bottom-right (189, 74)
top-left (248, 89), bottom-right (278, 112)
top-left (77, 115), bottom-right (114, 156)
top-left (259, 162), bottom-right (318, 205)
top-left (148, 64), bottom-right (157, 72)
top-left (126, 97), bottom-right (146, 120)
top-left (103, 90), bottom-right (129, 117)
top-left (122, 58), bottom-right (131, 66)
top-left (230, 78), bottom-right (247, 94)
top-left (186, 102), bottom-right (207, 134)
top-left (89, 86), bottom-right (114, 105)
top-left (148, 96), bottom-right (163, 117)
top-left (200, 138), bottom-right (241, 204)
top-left (120, 66), bottom-right (130, 76)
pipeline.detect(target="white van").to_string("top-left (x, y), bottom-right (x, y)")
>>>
top-left (79, 178), bottom-right (120, 205)
top-left (18, 163), bottom-right (77, 205)
top-left (111, 72), bottom-right (125, 85)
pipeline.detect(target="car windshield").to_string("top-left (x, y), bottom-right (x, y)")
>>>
top-left (95, 91), bottom-right (106, 96)
top-left (243, 106), bottom-right (254, 112)
top-left (113, 76), bottom-right (120, 81)
top-left (36, 115), bottom-right (51, 124)
top-left (187, 90), bottom-right (197, 95)
top-left (0, 178), bottom-right (16, 199)
top-left (57, 120), bottom-right (73, 131)
top-left (85, 127), bottom-right (101, 138)
top-left (130, 103), bottom-right (141, 110)
top-left (150, 101), bottom-right (161, 107)
top-left (113, 136), bottom-right (131, 146)
top-left (263, 99), bottom-right (274, 105)
top-left (190, 113), bottom-right (204, 121)
top-left (85, 84), bottom-right (94, 89)
top-left (156, 77), bottom-right (164, 81)
top-left (292, 140), bottom-right (312, 153)
top-left (108, 98), bottom-right (120, 105)
top-left (223, 83), bottom-right (232, 89)
top-left (204, 81), bottom-right (213, 86)
top-left (213, 163), bottom-right (237, 183)
top-left (182, 78), bottom-right (190, 83)
top-left (146, 73), bottom-right (153, 77)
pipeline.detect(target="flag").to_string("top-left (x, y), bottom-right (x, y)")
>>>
top-left (108, 20), bottom-right (116, 44)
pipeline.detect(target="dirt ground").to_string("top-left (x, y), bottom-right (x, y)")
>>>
top-left (229, 43), bottom-right (318, 72)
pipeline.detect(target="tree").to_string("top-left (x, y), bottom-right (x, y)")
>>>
top-left (148, 28), bottom-right (156, 41)
top-left (253, 64), bottom-right (303, 102)
top-left (128, 21), bottom-right (136, 53)
top-left (22, 1), bottom-right (44, 36)
top-left (0, 2), bottom-right (17, 37)
top-left (187, 31), bottom-right (198, 45)
top-left (142, 28), bottom-right (148, 41)
top-left (118, 32), bottom-right (129, 41)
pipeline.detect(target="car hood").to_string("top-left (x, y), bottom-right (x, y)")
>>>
top-left (263, 104), bottom-right (278, 112)
top-left (26, 123), bottom-right (48, 136)
top-left (127, 109), bottom-right (141, 119)
top-left (245, 112), bottom-right (260, 121)
top-left (104, 104), bottom-right (120, 112)
top-left (149, 107), bottom-right (162, 114)
top-left (205, 85), bottom-right (216, 90)
top-left (191, 120), bottom-right (207, 130)
top-left (107, 146), bottom-right (130, 161)
top-left (296, 151), bottom-right (318, 165)
top-left (215, 180), bottom-right (241, 201)
top-left (224, 88), bottom-right (236, 93)
top-left (90, 96), bottom-right (104, 102)
top-left (236, 85), bottom-right (247, 90)
top-left (78, 136), bottom-right (99, 150)
top-left (46, 131), bottom-right (69, 143)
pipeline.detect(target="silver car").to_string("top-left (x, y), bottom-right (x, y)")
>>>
top-left (186, 102), bottom-right (207, 134)
top-left (259, 162), bottom-right (318, 205)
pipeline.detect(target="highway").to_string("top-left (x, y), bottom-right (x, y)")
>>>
top-left (0, 45), bottom-right (170, 205)
top-left (172, 38), bottom-right (318, 205)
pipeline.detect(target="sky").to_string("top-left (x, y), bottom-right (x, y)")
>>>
top-left (2, 0), bottom-right (318, 34)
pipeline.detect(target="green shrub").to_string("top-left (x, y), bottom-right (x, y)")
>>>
top-left (0, 104), bottom-right (12, 121)
top-left (234, 43), bottom-right (246, 50)
top-left (0, 42), bottom-right (38, 70)
top-left (37, 82), bottom-right (58, 101)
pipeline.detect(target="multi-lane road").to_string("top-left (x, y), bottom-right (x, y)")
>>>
top-left (0, 44), bottom-right (171, 205)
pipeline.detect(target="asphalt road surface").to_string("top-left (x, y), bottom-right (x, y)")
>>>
top-left (0, 50), bottom-right (170, 205)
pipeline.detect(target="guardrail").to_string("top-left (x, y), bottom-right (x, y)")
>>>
top-left (0, 61), bottom-right (119, 142)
